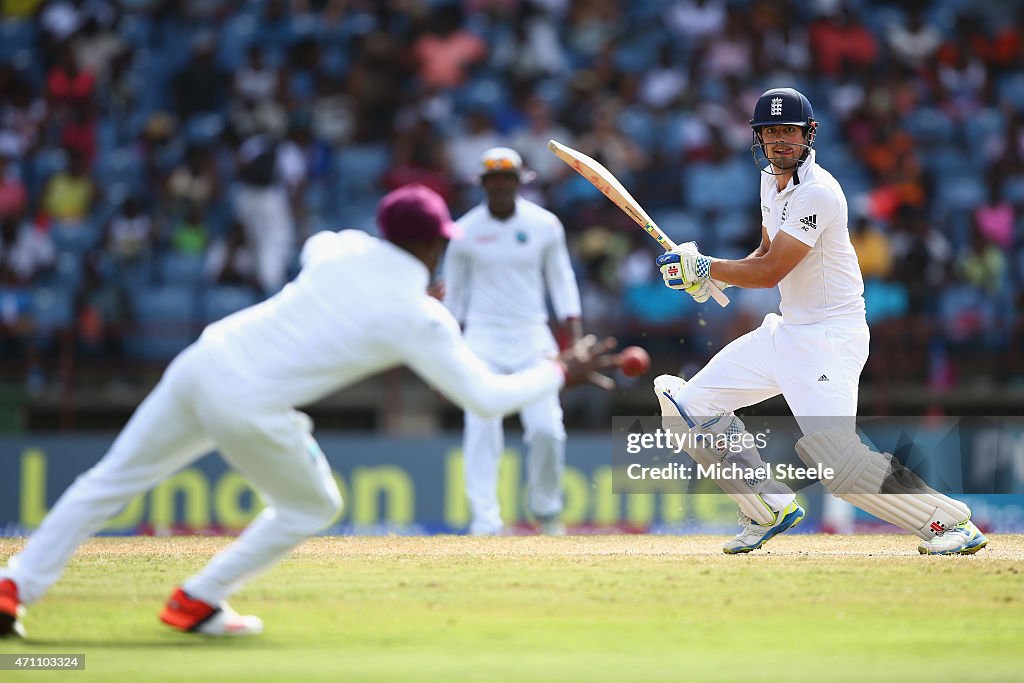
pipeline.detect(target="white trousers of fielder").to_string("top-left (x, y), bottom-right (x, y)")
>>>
top-left (462, 323), bottom-right (565, 534)
top-left (1, 342), bottom-right (342, 606)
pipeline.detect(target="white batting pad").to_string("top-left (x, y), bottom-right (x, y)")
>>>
top-left (653, 374), bottom-right (783, 525)
top-left (796, 429), bottom-right (971, 540)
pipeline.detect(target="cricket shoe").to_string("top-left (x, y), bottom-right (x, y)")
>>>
top-left (723, 501), bottom-right (805, 554)
top-left (918, 519), bottom-right (988, 555)
top-left (536, 515), bottom-right (566, 536)
top-left (159, 588), bottom-right (263, 636)
top-left (0, 579), bottom-right (27, 639)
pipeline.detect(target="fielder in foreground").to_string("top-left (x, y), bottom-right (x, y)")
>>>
top-left (654, 88), bottom-right (986, 556)
top-left (443, 147), bottom-right (582, 535)
top-left (0, 184), bottom-right (616, 639)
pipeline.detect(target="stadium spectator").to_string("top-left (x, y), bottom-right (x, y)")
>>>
top-left (40, 151), bottom-right (98, 225)
top-left (164, 145), bottom-right (222, 217)
top-left (172, 33), bottom-right (229, 122)
top-left (510, 95), bottom-right (574, 187)
top-left (58, 102), bottom-right (97, 166)
top-left (958, 224), bottom-right (1008, 298)
top-left (233, 45), bottom-right (283, 105)
top-left (973, 174), bottom-right (1015, 250)
top-left (102, 196), bottom-right (155, 268)
top-left (205, 220), bottom-right (260, 292)
top-left (891, 205), bottom-right (953, 315)
top-left (446, 108), bottom-right (503, 184)
top-left (0, 150), bottom-right (28, 222)
top-left (412, 4), bottom-right (488, 89)
top-left (885, 6), bottom-right (942, 70)
top-left (232, 132), bottom-right (295, 295)
top-left (0, 214), bottom-right (55, 286)
top-left (169, 202), bottom-right (210, 257)
top-left (575, 100), bottom-right (645, 181)
top-left (45, 44), bottom-right (96, 115)
top-left (808, 7), bottom-right (878, 77)
top-left (849, 215), bottom-right (893, 281)
top-left (664, 0), bottom-right (727, 44)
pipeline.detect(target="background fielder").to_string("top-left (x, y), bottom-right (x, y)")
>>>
top-left (444, 147), bottom-right (582, 535)
top-left (656, 88), bottom-right (986, 556)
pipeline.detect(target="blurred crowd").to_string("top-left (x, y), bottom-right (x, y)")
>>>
top-left (0, 0), bottom-right (1023, 397)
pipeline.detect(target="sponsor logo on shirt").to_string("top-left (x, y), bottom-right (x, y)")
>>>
top-left (799, 215), bottom-right (817, 231)
top-left (516, 231), bottom-right (529, 244)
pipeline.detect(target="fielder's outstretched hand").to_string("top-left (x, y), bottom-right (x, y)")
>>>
top-left (557, 335), bottom-right (618, 389)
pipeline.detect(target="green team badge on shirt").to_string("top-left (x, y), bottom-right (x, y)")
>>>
top-left (516, 231), bottom-right (528, 243)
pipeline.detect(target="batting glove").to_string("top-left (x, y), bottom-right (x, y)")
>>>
top-left (656, 242), bottom-right (712, 290)
top-left (682, 278), bottom-right (730, 304)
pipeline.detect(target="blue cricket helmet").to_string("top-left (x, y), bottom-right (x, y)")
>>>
top-left (749, 88), bottom-right (817, 175)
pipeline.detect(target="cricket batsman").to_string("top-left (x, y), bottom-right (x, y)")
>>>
top-left (653, 88), bottom-right (987, 556)
top-left (0, 184), bottom-right (617, 639)
top-left (444, 147), bottom-right (582, 535)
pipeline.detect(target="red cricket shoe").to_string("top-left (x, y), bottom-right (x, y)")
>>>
top-left (159, 588), bottom-right (263, 636)
top-left (0, 579), bottom-right (26, 638)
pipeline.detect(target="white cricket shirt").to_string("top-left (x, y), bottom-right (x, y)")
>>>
top-left (443, 197), bottom-right (581, 327)
top-left (198, 229), bottom-right (563, 414)
top-left (759, 150), bottom-right (866, 325)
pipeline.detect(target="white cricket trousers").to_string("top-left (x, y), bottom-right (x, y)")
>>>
top-left (675, 313), bottom-right (870, 428)
top-left (234, 184), bottom-right (294, 294)
top-left (1, 342), bottom-right (342, 606)
top-left (463, 323), bottom-right (566, 533)
top-left (673, 313), bottom-right (870, 512)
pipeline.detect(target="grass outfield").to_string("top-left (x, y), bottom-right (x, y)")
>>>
top-left (1, 535), bottom-right (1022, 683)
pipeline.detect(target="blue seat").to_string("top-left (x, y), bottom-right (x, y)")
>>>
top-left (998, 73), bottom-right (1024, 112)
top-left (903, 107), bottom-right (954, 143)
top-left (335, 144), bottom-right (390, 206)
top-left (51, 220), bottom-right (101, 254)
top-left (684, 159), bottom-right (757, 212)
top-left (31, 286), bottom-right (76, 348)
top-left (651, 209), bottom-right (701, 245)
top-left (712, 211), bottom-right (754, 249)
top-left (127, 286), bottom-right (198, 361)
top-left (200, 285), bottom-right (260, 325)
top-left (618, 107), bottom-right (656, 152)
top-left (936, 174), bottom-right (986, 212)
top-left (158, 252), bottom-right (206, 285)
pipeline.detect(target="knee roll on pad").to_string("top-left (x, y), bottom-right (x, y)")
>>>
top-left (796, 429), bottom-right (971, 540)
top-left (653, 374), bottom-right (778, 525)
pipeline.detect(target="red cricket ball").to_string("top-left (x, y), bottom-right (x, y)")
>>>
top-left (618, 346), bottom-right (650, 378)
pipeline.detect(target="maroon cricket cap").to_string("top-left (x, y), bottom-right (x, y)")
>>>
top-left (376, 184), bottom-right (462, 242)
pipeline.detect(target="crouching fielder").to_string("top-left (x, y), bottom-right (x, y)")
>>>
top-left (654, 88), bottom-right (986, 556)
top-left (0, 184), bottom-right (616, 639)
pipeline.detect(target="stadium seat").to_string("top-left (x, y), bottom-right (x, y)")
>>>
top-left (684, 159), bottom-right (756, 212)
top-left (200, 285), bottom-right (261, 325)
top-left (126, 285), bottom-right (198, 361)
top-left (335, 144), bottom-right (390, 207)
top-left (157, 252), bottom-right (206, 285)
top-left (652, 209), bottom-right (702, 245)
top-left (903, 107), bottom-right (954, 143)
top-left (31, 286), bottom-right (76, 349)
top-left (50, 220), bottom-right (101, 255)
top-left (997, 73), bottom-right (1024, 112)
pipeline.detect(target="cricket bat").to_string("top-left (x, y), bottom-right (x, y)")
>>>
top-left (547, 139), bottom-right (729, 307)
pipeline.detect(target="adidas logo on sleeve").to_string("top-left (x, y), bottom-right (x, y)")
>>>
top-left (799, 215), bottom-right (817, 231)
